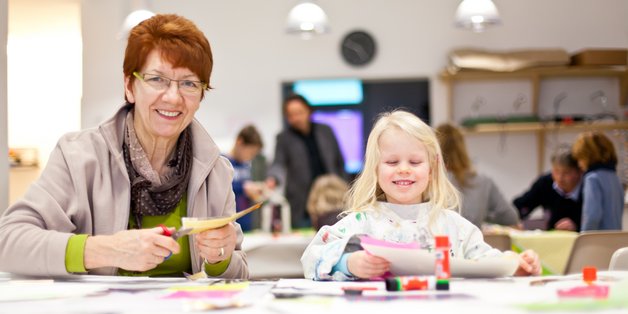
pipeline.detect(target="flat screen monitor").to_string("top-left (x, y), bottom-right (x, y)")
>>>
top-left (311, 109), bottom-right (363, 174)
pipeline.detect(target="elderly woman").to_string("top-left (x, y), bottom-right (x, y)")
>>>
top-left (0, 14), bottom-right (247, 278)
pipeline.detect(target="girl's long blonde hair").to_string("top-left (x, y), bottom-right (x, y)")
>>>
top-left (346, 111), bottom-right (460, 221)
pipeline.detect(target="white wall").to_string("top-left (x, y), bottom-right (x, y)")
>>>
top-left (8, 0), bottom-right (81, 167)
top-left (0, 0), bottom-right (8, 211)
top-left (81, 0), bottom-right (628, 199)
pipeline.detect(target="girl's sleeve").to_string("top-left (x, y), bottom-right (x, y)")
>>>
top-left (453, 215), bottom-right (503, 260)
top-left (300, 212), bottom-right (367, 281)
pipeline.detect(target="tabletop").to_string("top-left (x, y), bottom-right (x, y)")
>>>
top-left (1, 271), bottom-right (627, 313)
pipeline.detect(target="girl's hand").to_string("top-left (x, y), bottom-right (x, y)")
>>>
top-left (347, 250), bottom-right (390, 279)
top-left (513, 249), bottom-right (541, 276)
top-left (195, 222), bottom-right (237, 264)
top-left (85, 227), bottom-right (180, 272)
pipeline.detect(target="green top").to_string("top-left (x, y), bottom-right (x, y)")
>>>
top-left (65, 195), bottom-right (230, 276)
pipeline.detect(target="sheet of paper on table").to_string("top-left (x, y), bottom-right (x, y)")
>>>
top-left (359, 235), bottom-right (519, 278)
top-left (182, 202), bottom-right (262, 234)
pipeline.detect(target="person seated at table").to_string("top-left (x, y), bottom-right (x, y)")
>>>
top-left (0, 14), bottom-right (248, 278)
top-left (306, 174), bottom-right (349, 231)
top-left (572, 131), bottom-right (624, 231)
top-left (513, 145), bottom-right (583, 231)
top-left (436, 123), bottom-right (520, 229)
top-left (301, 111), bottom-right (541, 280)
top-left (225, 124), bottom-right (264, 232)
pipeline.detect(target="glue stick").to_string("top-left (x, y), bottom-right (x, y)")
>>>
top-left (582, 266), bottom-right (597, 285)
top-left (434, 235), bottom-right (450, 291)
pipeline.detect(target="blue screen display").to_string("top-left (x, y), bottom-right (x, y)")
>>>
top-left (293, 79), bottom-right (363, 106)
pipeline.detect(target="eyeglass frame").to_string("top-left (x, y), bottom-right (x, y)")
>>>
top-left (132, 71), bottom-right (208, 95)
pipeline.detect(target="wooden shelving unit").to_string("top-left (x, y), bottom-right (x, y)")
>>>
top-left (440, 66), bottom-right (628, 173)
top-left (460, 121), bottom-right (628, 134)
top-left (441, 66), bottom-right (628, 122)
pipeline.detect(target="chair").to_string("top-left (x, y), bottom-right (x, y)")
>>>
top-left (609, 247), bottom-right (628, 271)
top-left (244, 235), bottom-right (312, 280)
top-left (483, 233), bottom-right (512, 251)
top-left (563, 231), bottom-right (628, 275)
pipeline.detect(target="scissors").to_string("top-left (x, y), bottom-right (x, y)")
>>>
top-left (158, 225), bottom-right (193, 260)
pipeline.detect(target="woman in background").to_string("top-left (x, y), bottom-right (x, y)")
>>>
top-left (436, 123), bottom-right (520, 229)
top-left (572, 131), bottom-right (624, 231)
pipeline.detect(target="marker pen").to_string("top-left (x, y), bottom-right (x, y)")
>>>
top-left (385, 276), bottom-right (436, 291)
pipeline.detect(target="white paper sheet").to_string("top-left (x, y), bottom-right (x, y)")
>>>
top-left (360, 237), bottom-right (519, 278)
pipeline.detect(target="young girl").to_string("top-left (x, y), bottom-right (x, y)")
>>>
top-left (572, 131), bottom-right (624, 231)
top-left (301, 111), bottom-right (540, 280)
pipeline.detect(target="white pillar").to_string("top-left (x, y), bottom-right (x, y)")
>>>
top-left (0, 0), bottom-right (9, 214)
top-left (0, 0), bottom-right (9, 212)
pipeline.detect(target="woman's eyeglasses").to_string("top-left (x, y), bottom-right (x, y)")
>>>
top-left (133, 72), bottom-right (207, 95)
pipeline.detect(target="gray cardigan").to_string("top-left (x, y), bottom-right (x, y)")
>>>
top-left (0, 104), bottom-right (248, 278)
top-left (450, 172), bottom-right (520, 228)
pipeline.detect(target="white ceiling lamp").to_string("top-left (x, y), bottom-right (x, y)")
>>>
top-left (286, 1), bottom-right (329, 39)
top-left (117, 0), bottom-right (155, 40)
top-left (455, 0), bottom-right (501, 32)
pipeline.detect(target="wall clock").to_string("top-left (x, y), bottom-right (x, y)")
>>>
top-left (340, 30), bottom-right (376, 66)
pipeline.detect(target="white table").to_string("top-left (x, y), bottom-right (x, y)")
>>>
top-left (1, 272), bottom-right (628, 313)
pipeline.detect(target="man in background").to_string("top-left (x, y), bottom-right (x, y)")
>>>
top-left (267, 94), bottom-right (346, 228)
top-left (513, 146), bottom-right (583, 231)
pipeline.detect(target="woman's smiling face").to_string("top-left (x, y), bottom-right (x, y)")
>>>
top-left (124, 49), bottom-right (202, 142)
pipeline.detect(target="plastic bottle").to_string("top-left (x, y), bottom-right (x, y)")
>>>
top-left (434, 235), bottom-right (450, 291)
top-left (385, 276), bottom-right (436, 291)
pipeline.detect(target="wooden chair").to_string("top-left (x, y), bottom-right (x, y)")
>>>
top-left (563, 231), bottom-right (628, 275)
top-left (483, 233), bottom-right (512, 252)
top-left (609, 247), bottom-right (628, 271)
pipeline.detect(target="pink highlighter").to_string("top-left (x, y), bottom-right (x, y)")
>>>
top-left (557, 266), bottom-right (609, 299)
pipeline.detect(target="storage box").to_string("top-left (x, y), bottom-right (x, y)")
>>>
top-left (571, 49), bottom-right (627, 66)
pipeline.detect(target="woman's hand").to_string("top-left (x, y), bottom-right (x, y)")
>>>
top-left (84, 227), bottom-right (180, 272)
top-left (513, 249), bottom-right (542, 276)
top-left (195, 223), bottom-right (237, 264)
top-left (347, 250), bottom-right (390, 279)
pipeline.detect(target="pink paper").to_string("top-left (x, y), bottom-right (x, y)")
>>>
top-left (163, 290), bottom-right (241, 299)
top-left (359, 235), bottom-right (420, 250)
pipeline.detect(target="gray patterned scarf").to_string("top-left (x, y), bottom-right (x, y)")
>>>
top-left (122, 110), bottom-right (192, 228)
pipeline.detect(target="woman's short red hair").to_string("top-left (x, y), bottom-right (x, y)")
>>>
top-left (123, 14), bottom-right (213, 100)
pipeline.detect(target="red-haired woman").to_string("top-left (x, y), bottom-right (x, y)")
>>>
top-left (0, 14), bottom-right (248, 278)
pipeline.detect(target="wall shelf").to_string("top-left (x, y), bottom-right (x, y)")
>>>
top-left (441, 65), bottom-right (628, 174)
top-left (462, 121), bottom-right (628, 134)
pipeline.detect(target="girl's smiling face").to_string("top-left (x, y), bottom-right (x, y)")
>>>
top-left (377, 128), bottom-right (431, 205)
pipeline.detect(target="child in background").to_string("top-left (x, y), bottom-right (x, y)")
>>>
top-left (572, 131), bottom-right (624, 231)
top-left (226, 125), bottom-right (264, 231)
top-left (301, 111), bottom-right (540, 280)
top-left (306, 174), bottom-right (349, 231)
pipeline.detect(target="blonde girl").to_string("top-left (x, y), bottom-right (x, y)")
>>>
top-left (301, 111), bottom-right (540, 280)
